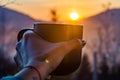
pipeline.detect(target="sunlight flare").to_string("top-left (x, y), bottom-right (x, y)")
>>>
top-left (70, 12), bottom-right (79, 21)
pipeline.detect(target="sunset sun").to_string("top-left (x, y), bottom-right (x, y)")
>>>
top-left (70, 12), bottom-right (79, 21)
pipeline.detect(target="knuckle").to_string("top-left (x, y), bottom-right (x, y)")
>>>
top-left (16, 42), bottom-right (21, 51)
top-left (76, 39), bottom-right (83, 47)
top-left (14, 52), bottom-right (23, 68)
top-left (23, 30), bottom-right (34, 40)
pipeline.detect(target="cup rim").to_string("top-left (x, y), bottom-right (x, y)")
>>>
top-left (34, 22), bottom-right (83, 27)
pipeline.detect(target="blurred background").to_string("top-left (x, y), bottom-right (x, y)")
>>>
top-left (0, 0), bottom-right (120, 80)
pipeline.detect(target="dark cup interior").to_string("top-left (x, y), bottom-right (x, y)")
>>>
top-left (34, 23), bottom-right (83, 76)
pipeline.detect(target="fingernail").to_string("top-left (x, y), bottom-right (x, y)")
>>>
top-left (82, 40), bottom-right (86, 46)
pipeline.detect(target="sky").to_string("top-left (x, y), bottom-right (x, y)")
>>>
top-left (4, 0), bottom-right (120, 22)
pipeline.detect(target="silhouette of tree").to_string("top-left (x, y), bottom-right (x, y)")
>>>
top-left (0, 48), bottom-right (17, 78)
top-left (102, 2), bottom-right (111, 11)
top-left (50, 9), bottom-right (58, 22)
top-left (111, 64), bottom-right (120, 80)
top-left (99, 55), bottom-right (109, 80)
top-left (76, 54), bottom-right (92, 80)
top-left (0, 0), bottom-right (16, 7)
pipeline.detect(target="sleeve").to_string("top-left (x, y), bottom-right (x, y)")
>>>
top-left (0, 76), bottom-right (23, 80)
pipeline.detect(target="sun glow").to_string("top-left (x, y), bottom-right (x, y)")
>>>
top-left (70, 12), bottom-right (79, 21)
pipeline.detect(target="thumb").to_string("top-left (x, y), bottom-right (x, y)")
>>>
top-left (65, 39), bottom-right (86, 51)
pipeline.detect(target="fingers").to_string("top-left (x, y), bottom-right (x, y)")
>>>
top-left (14, 53), bottom-right (23, 68)
top-left (22, 30), bottom-right (36, 40)
top-left (65, 39), bottom-right (86, 51)
top-left (77, 39), bottom-right (86, 48)
top-left (21, 30), bottom-right (51, 44)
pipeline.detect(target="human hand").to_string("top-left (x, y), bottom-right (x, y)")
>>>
top-left (14, 30), bottom-right (86, 79)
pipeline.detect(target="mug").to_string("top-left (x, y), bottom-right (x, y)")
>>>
top-left (34, 22), bottom-right (83, 76)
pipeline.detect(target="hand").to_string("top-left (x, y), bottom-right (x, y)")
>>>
top-left (14, 30), bottom-right (86, 79)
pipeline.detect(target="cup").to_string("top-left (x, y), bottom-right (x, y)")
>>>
top-left (34, 22), bottom-right (83, 76)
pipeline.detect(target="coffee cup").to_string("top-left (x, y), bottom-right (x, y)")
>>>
top-left (34, 22), bottom-right (83, 76)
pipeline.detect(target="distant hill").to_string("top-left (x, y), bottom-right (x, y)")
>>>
top-left (0, 6), bottom-right (38, 29)
top-left (80, 9), bottom-right (120, 62)
top-left (0, 7), bottom-right (40, 60)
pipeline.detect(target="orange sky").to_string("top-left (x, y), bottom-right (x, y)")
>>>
top-left (5, 0), bottom-right (120, 22)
